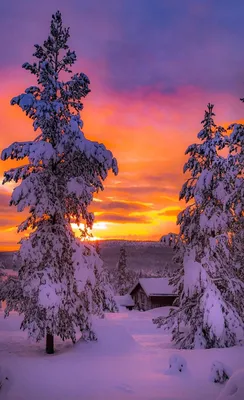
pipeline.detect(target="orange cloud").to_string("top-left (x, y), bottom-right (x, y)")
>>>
top-left (158, 207), bottom-right (182, 217)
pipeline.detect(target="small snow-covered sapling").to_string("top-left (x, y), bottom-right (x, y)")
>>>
top-left (210, 361), bottom-right (232, 384)
top-left (217, 369), bottom-right (244, 400)
top-left (0, 366), bottom-right (9, 391)
top-left (165, 354), bottom-right (187, 375)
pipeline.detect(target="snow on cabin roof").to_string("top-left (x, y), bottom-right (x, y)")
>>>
top-left (115, 294), bottom-right (135, 307)
top-left (130, 278), bottom-right (177, 297)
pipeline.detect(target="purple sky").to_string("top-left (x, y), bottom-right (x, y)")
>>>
top-left (1, 0), bottom-right (244, 96)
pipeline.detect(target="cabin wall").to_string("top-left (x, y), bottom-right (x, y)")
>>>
top-left (131, 285), bottom-right (149, 311)
top-left (150, 295), bottom-right (177, 308)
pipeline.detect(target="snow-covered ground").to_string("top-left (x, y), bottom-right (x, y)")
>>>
top-left (0, 307), bottom-right (243, 400)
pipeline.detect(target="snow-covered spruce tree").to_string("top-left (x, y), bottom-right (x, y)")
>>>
top-left (90, 240), bottom-right (117, 314)
top-left (0, 263), bottom-right (6, 308)
top-left (94, 240), bottom-right (101, 256)
top-left (157, 233), bottom-right (185, 312)
top-left (232, 224), bottom-right (244, 284)
top-left (0, 262), bottom-right (5, 280)
top-left (0, 11), bottom-right (118, 354)
top-left (153, 104), bottom-right (244, 349)
top-left (113, 246), bottom-right (135, 295)
top-left (213, 104), bottom-right (244, 308)
top-left (225, 113), bottom-right (244, 288)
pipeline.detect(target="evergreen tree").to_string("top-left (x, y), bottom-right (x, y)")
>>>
top-left (0, 262), bottom-right (5, 280)
top-left (225, 113), bottom-right (244, 287)
top-left (158, 262), bottom-right (170, 277)
top-left (0, 11), bottom-right (118, 354)
top-left (0, 263), bottom-right (6, 308)
top-left (94, 240), bottom-right (101, 256)
top-left (113, 246), bottom-right (135, 295)
top-left (212, 99), bottom-right (244, 305)
top-left (153, 104), bottom-right (244, 349)
top-left (232, 226), bottom-right (244, 284)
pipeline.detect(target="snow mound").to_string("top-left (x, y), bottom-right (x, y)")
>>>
top-left (165, 354), bottom-right (187, 375)
top-left (115, 383), bottom-right (134, 394)
top-left (145, 306), bottom-right (173, 317)
top-left (0, 366), bottom-right (8, 387)
top-left (82, 319), bottom-right (139, 356)
top-left (0, 366), bottom-right (11, 396)
top-left (210, 361), bottom-right (232, 384)
top-left (115, 294), bottom-right (134, 308)
top-left (217, 369), bottom-right (244, 400)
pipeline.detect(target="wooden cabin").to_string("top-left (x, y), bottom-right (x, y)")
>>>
top-left (129, 278), bottom-right (177, 311)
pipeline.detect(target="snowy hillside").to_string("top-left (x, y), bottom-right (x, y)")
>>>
top-left (0, 252), bottom-right (16, 270)
top-left (100, 240), bottom-right (177, 271)
top-left (0, 241), bottom-right (177, 272)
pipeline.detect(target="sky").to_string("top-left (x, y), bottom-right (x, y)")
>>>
top-left (0, 0), bottom-right (244, 249)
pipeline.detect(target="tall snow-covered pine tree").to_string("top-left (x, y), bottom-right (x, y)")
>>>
top-left (0, 11), bottom-right (118, 354)
top-left (224, 105), bottom-right (244, 289)
top-left (153, 104), bottom-right (244, 349)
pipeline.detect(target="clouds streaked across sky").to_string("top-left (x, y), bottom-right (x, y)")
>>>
top-left (0, 0), bottom-right (244, 248)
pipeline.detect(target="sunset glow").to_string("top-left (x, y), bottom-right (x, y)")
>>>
top-left (0, 1), bottom-right (244, 250)
top-left (71, 222), bottom-right (109, 241)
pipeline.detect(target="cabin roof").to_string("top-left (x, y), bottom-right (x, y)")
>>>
top-left (130, 278), bottom-right (177, 297)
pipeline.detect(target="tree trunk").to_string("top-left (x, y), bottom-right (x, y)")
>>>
top-left (46, 333), bottom-right (54, 354)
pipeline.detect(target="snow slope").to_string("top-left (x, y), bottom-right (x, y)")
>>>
top-left (0, 241), bottom-right (177, 272)
top-left (0, 308), bottom-right (243, 400)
